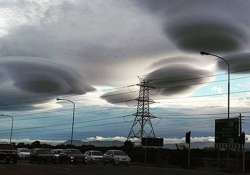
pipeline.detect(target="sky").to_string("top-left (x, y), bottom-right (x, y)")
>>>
top-left (0, 0), bottom-right (250, 143)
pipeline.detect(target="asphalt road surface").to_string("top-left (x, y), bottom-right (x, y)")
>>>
top-left (0, 163), bottom-right (248, 175)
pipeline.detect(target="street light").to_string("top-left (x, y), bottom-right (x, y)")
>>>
top-left (56, 98), bottom-right (76, 146)
top-left (200, 51), bottom-right (230, 119)
top-left (0, 114), bottom-right (14, 144)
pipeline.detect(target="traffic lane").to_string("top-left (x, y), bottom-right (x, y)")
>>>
top-left (0, 163), bottom-right (239, 175)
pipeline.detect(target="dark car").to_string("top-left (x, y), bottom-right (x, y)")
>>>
top-left (30, 148), bottom-right (53, 163)
top-left (51, 149), bottom-right (67, 163)
top-left (0, 144), bottom-right (17, 164)
top-left (64, 149), bottom-right (84, 164)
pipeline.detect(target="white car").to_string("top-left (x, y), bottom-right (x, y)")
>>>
top-left (17, 148), bottom-right (31, 160)
top-left (103, 150), bottom-right (131, 165)
top-left (84, 150), bottom-right (103, 164)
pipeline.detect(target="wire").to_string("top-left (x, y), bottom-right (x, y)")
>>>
top-left (0, 120), bottom-right (133, 135)
top-left (103, 74), bottom-right (250, 99)
top-left (0, 110), bottom-right (248, 134)
top-left (107, 88), bottom-right (250, 104)
top-left (13, 106), bottom-right (132, 119)
top-left (0, 114), bottom-right (132, 132)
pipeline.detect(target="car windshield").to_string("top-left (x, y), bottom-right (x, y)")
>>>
top-left (67, 149), bottom-right (81, 154)
top-left (113, 151), bottom-right (126, 156)
top-left (92, 151), bottom-right (102, 156)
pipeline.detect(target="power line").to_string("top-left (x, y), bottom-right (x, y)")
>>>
top-left (103, 65), bottom-right (250, 98)
top-left (107, 88), bottom-right (250, 104)
top-left (163, 90), bottom-right (250, 100)
top-left (103, 75), bottom-right (250, 99)
top-left (0, 114), bottom-right (132, 133)
top-left (159, 96), bottom-right (248, 104)
top-left (14, 106), bottom-right (132, 119)
top-left (0, 111), bottom-right (248, 136)
top-left (1, 65), bottom-right (250, 109)
top-left (0, 120), bottom-right (133, 135)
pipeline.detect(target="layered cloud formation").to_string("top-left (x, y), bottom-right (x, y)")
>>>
top-left (135, 0), bottom-right (250, 53)
top-left (147, 56), bottom-right (214, 96)
top-left (0, 57), bottom-right (94, 110)
top-left (0, 0), bottom-right (249, 109)
top-left (102, 56), bottom-right (215, 104)
top-left (101, 88), bottom-right (138, 105)
top-left (166, 19), bottom-right (246, 53)
top-left (146, 65), bottom-right (213, 96)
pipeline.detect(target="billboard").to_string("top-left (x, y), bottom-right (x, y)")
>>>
top-left (141, 137), bottom-right (164, 147)
top-left (215, 118), bottom-right (239, 144)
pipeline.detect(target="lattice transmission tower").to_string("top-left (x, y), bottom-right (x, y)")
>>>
top-left (127, 78), bottom-right (157, 140)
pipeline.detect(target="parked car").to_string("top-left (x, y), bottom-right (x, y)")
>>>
top-left (17, 148), bottom-right (31, 160)
top-left (51, 149), bottom-right (67, 163)
top-left (0, 144), bottom-right (17, 164)
top-left (30, 148), bottom-right (53, 163)
top-left (103, 150), bottom-right (131, 165)
top-left (64, 149), bottom-right (84, 163)
top-left (84, 150), bottom-right (103, 164)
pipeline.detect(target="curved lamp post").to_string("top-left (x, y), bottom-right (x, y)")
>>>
top-left (0, 114), bottom-right (14, 144)
top-left (200, 51), bottom-right (230, 119)
top-left (56, 98), bottom-right (76, 146)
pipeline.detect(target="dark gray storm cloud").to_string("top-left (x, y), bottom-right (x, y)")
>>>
top-left (148, 56), bottom-right (214, 70)
top-left (0, 0), bottom-right (173, 86)
top-left (2, 61), bottom-right (94, 94)
top-left (166, 19), bottom-right (246, 53)
top-left (134, 0), bottom-right (250, 53)
top-left (145, 56), bottom-right (214, 96)
top-left (1, 0), bottom-right (250, 109)
top-left (146, 65), bottom-right (212, 96)
top-left (102, 56), bottom-right (213, 105)
top-left (101, 89), bottom-right (138, 105)
top-left (218, 53), bottom-right (250, 73)
top-left (0, 57), bottom-right (94, 110)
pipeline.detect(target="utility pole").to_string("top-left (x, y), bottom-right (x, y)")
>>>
top-left (200, 51), bottom-right (230, 119)
top-left (0, 115), bottom-right (14, 144)
top-left (239, 113), bottom-right (245, 173)
top-left (127, 78), bottom-right (156, 139)
top-left (56, 98), bottom-right (76, 146)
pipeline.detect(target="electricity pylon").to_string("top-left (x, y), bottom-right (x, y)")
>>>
top-left (127, 78), bottom-right (156, 140)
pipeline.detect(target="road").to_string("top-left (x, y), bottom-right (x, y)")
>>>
top-left (0, 163), bottom-right (247, 175)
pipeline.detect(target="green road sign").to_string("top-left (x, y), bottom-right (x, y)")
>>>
top-left (215, 118), bottom-right (239, 144)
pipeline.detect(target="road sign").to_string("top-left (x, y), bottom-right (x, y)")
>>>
top-left (185, 131), bottom-right (191, 144)
top-left (215, 118), bottom-right (239, 144)
top-left (141, 137), bottom-right (163, 147)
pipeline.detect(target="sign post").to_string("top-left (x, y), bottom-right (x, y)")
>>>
top-left (215, 118), bottom-right (239, 144)
top-left (185, 131), bottom-right (191, 169)
top-left (240, 132), bottom-right (245, 173)
top-left (215, 117), bottom-right (245, 171)
top-left (141, 137), bottom-right (164, 164)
